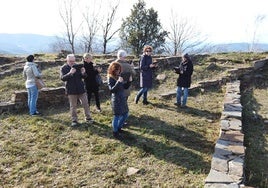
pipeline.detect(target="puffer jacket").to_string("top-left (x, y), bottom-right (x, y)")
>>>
top-left (108, 77), bottom-right (131, 115)
top-left (60, 63), bottom-right (87, 95)
top-left (23, 62), bottom-right (42, 88)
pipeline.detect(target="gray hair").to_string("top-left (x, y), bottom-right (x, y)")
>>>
top-left (117, 50), bottom-right (127, 59)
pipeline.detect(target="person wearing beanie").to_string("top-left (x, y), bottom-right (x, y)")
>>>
top-left (174, 53), bottom-right (193, 108)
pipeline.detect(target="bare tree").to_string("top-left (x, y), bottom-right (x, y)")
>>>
top-left (165, 11), bottom-right (207, 55)
top-left (59, 0), bottom-right (82, 54)
top-left (101, 1), bottom-right (120, 54)
top-left (249, 14), bottom-right (266, 52)
top-left (81, 0), bottom-right (100, 53)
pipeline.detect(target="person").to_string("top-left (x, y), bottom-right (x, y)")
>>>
top-left (107, 61), bottom-right (132, 139)
top-left (115, 49), bottom-right (136, 125)
top-left (23, 55), bottom-right (42, 116)
top-left (135, 45), bottom-right (157, 105)
top-left (83, 53), bottom-right (102, 112)
top-left (60, 54), bottom-right (93, 126)
top-left (174, 53), bottom-right (193, 108)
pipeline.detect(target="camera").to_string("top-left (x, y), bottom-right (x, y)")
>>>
top-left (119, 72), bottom-right (131, 81)
top-left (72, 64), bottom-right (84, 70)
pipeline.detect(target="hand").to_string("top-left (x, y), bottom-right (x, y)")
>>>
top-left (81, 67), bottom-right (86, 74)
top-left (118, 76), bottom-right (123, 82)
top-left (129, 75), bottom-right (133, 82)
top-left (97, 67), bottom-right (102, 72)
top-left (70, 68), bottom-right (76, 75)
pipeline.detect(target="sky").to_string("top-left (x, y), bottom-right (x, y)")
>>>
top-left (1, 0), bottom-right (268, 44)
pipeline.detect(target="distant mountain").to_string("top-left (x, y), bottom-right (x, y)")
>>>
top-left (209, 42), bottom-right (268, 53)
top-left (0, 33), bottom-right (56, 55)
top-left (1, 33), bottom-right (268, 55)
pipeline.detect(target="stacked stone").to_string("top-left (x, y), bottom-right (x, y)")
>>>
top-left (205, 80), bottom-right (245, 188)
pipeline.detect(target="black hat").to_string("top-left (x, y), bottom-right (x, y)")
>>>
top-left (26, 55), bottom-right (34, 62)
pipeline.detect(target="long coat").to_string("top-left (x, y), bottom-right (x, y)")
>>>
top-left (176, 59), bottom-right (193, 88)
top-left (108, 77), bottom-right (131, 115)
top-left (139, 54), bottom-right (153, 88)
top-left (83, 61), bottom-right (99, 92)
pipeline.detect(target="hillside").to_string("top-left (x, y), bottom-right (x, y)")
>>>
top-left (0, 33), bottom-right (56, 55)
top-left (1, 33), bottom-right (268, 55)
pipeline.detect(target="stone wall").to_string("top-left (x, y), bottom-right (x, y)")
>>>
top-left (204, 81), bottom-right (245, 187)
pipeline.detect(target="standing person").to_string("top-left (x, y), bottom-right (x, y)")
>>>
top-left (174, 53), bottom-right (193, 108)
top-left (107, 61), bottom-right (132, 139)
top-left (60, 54), bottom-right (93, 126)
top-left (83, 53), bottom-right (102, 112)
top-left (23, 55), bottom-right (42, 116)
top-left (116, 49), bottom-right (136, 125)
top-left (135, 45), bottom-right (157, 105)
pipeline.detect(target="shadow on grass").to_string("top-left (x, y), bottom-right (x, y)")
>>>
top-left (151, 102), bottom-right (221, 121)
top-left (67, 112), bottom-right (212, 174)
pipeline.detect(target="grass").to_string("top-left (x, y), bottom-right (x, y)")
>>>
top-left (0, 52), bottom-right (267, 187)
top-left (0, 86), bottom-right (223, 187)
top-left (241, 63), bottom-right (268, 187)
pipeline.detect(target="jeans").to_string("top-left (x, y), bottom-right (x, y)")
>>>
top-left (176, 87), bottom-right (189, 106)
top-left (136, 87), bottom-right (149, 102)
top-left (27, 85), bottom-right (39, 115)
top-left (112, 112), bottom-right (129, 132)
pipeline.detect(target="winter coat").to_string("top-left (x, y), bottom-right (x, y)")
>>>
top-left (60, 63), bottom-right (87, 95)
top-left (176, 59), bottom-right (193, 88)
top-left (83, 61), bottom-right (100, 91)
top-left (116, 59), bottom-right (136, 97)
top-left (139, 54), bottom-right (153, 88)
top-left (23, 62), bottom-right (42, 89)
top-left (108, 77), bottom-right (131, 115)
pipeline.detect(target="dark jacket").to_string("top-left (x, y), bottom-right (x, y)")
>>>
top-left (176, 59), bottom-right (193, 88)
top-left (60, 64), bottom-right (87, 95)
top-left (83, 61), bottom-right (99, 91)
top-left (108, 77), bottom-right (131, 115)
top-left (139, 54), bottom-right (153, 88)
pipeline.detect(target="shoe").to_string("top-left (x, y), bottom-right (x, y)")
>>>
top-left (174, 102), bottom-right (181, 106)
top-left (181, 105), bottom-right (187, 108)
top-left (96, 107), bottom-right (102, 112)
top-left (118, 128), bottom-right (126, 133)
top-left (86, 118), bottom-right (94, 124)
top-left (123, 122), bottom-right (128, 127)
top-left (31, 111), bottom-right (41, 116)
top-left (71, 121), bottom-right (79, 127)
top-left (142, 101), bottom-right (150, 105)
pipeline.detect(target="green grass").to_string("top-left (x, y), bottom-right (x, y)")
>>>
top-left (241, 64), bottom-right (268, 187)
top-left (0, 86), bottom-right (223, 187)
top-left (0, 52), bottom-right (267, 187)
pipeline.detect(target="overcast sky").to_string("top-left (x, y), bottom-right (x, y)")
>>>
top-left (1, 0), bottom-right (268, 44)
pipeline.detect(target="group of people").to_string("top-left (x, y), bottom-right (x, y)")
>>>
top-left (23, 45), bottom-right (193, 139)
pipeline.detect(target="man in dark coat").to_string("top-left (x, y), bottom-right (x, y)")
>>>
top-left (174, 53), bottom-right (193, 108)
top-left (60, 54), bottom-right (93, 126)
